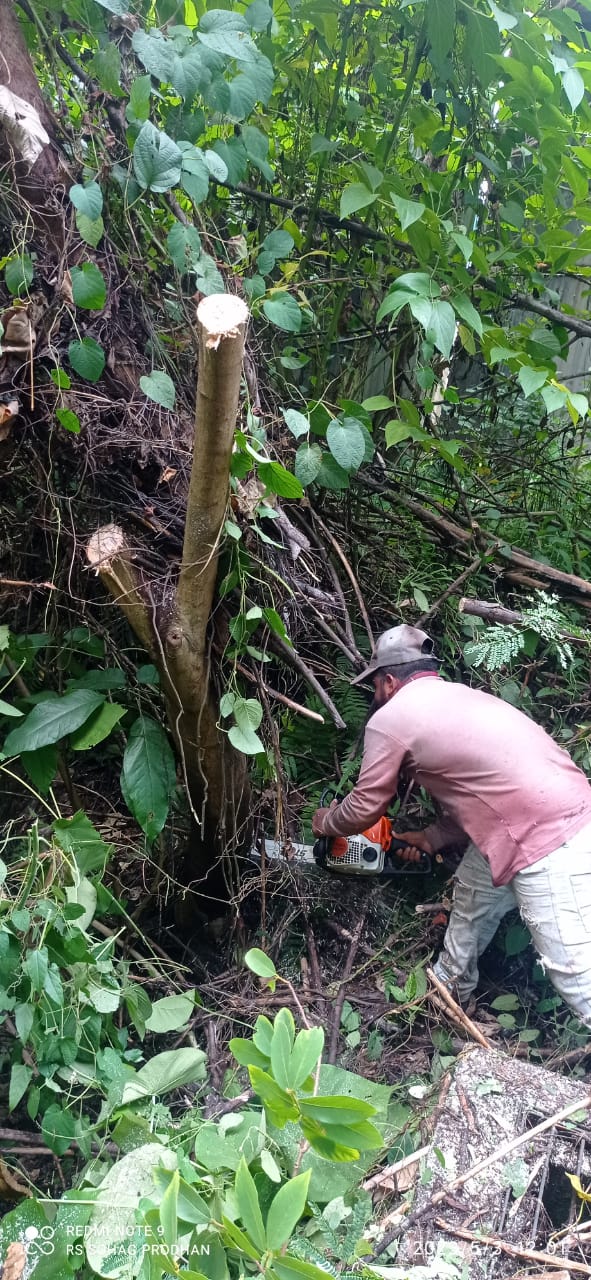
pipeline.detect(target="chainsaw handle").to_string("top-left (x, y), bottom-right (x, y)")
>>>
top-left (388, 836), bottom-right (431, 869)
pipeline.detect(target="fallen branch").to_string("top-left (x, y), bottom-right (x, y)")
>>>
top-left (435, 1218), bottom-right (591, 1277)
top-left (270, 633), bottom-right (346, 729)
top-left (427, 967), bottom-right (493, 1050)
top-left (459, 596), bottom-right (589, 641)
top-left (235, 662), bottom-right (324, 723)
top-left (373, 1089), bottom-right (591, 1255)
top-left (311, 509), bottom-right (375, 650)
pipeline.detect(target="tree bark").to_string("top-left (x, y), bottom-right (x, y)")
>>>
top-left (0, 0), bottom-right (64, 249)
top-left (87, 295), bottom-right (251, 903)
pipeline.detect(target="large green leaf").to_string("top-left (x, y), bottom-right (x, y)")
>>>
top-left (70, 702), bottom-right (125, 750)
top-left (326, 417), bottom-right (366, 472)
top-left (5, 255), bottom-right (33, 296)
top-left (53, 811), bottom-right (111, 876)
top-left (391, 194), bottom-right (425, 230)
top-left (121, 1049), bottom-right (207, 1103)
top-left (71, 263), bottom-right (106, 310)
top-left (4, 689), bottom-right (104, 754)
top-left (295, 442), bottom-right (322, 486)
top-left (68, 338), bottom-right (105, 383)
top-left (235, 1158), bottom-right (266, 1251)
top-left (69, 182), bottom-right (103, 219)
top-left (197, 27), bottom-right (259, 63)
top-left (145, 992), bottom-right (196, 1033)
top-left (266, 1170), bottom-right (310, 1251)
top-left (120, 715), bottom-right (177, 842)
top-left (133, 122), bottom-right (182, 192)
top-left (257, 460), bottom-right (304, 498)
top-left (140, 370), bottom-right (176, 410)
top-left (21, 744), bottom-right (58, 794)
top-left (263, 294), bottom-right (302, 333)
top-left (427, 0), bottom-right (456, 65)
top-left (86, 1145), bottom-right (178, 1278)
top-left (167, 221), bottom-right (202, 271)
top-left (340, 183), bottom-right (376, 219)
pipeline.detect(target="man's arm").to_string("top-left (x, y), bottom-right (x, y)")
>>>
top-left (312, 724), bottom-right (407, 837)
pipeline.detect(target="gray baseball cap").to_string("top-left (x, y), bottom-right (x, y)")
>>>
top-left (351, 624), bottom-right (434, 685)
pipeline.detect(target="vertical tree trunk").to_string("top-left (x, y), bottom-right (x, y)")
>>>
top-left (87, 295), bottom-right (251, 905)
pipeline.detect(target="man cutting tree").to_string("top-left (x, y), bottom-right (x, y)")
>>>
top-left (312, 625), bottom-right (591, 1027)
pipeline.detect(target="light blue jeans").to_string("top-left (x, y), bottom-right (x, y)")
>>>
top-left (433, 821), bottom-right (591, 1027)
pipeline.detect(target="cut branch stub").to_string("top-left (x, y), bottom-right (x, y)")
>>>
top-left (178, 293), bottom-right (249, 648)
top-left (86, 524), bottom-right (154, 655)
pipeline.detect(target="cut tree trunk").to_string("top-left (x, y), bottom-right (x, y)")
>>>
top-left (87, 295), bottom-right (251, 904)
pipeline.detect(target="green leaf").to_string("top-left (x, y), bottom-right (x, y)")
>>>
top-left (235, 1158), bottom-right (266, 1251)
top-left (221, 1216), bottom-right (261, 1263)
top-left (464, 8), bottom-right (499, 84)
top-left (316, 453), bottom-right (349, 491)
top-left (228, 723), bottom-right (265, 754)
top-left (140, 371), bottom-right (176, 410)
top-left (127, 74), bottom-right (152, 123)
top-left (339, 183), bottom-right (377, 219)
top-left (5, 255), bottom-right (33, 296)
top-left (385, 419), bottom-right (426, 447)
top-left (295, 442), bottom-right (322, 486)
top-left (21, 744), bottom-right (58, 794)
top-left (76, 212), bottom-right (104, 248)
top-left (249, 1065), bottom-right (299, 1125)
top-left (453, 293), bottom-right (483, 337)
top-left (266, 1170), bottom-right (310, 1251)
top-left (229, 1038), bottom-right (270, 1069)
top-left (491, 993), bottom-right (520, 1011)
top-left (121, 1048), bottom-right (207, 1103)
top-left (488, 0), bottom-right (518, 30)
top-left (194, 251), bottom-right (225, 296)
top-left (392, 194), bottom-right (425, 230)
top-left (562, 69), bottom-right (585, 112)
top-left (270, 1017), bottom-right (293, 1090)
top-left (257, 460), bottom-right (304, 499)
top-left (518, 366), bottom-right (547, 398)
top-left (56, 408), bottom-right (81, 434)
top-left (71, 262), bottom-right (106, 311)
top-left (14, 1003), bottom-right (34, 1041)
top-left (70, 701), bottom-right (125, 750)
top-left (146, 993), bottom-right (196, 1033)
top-left (264, 230), bottom-right (295, 257)
top-left (427, 0), bottom-right (456, 64)
top-left (24, 947), bottom-right (49, 993)
top-left (9, 1063), bottom-right (32, 1113)
top-left (133, 122), bottom-right (182, 193)
top-left (273, 1254), bottom-right (338, 1280)
top-left (89, 42), bottom-right (121, 94)
top-left (69, 182), bottom-right (103, 219)
top-left (234, 697), bottom-right (263, 733)
top-left (299, 1095), bottom-right (376, 1124)
top-left (160, 1168), bottom-right (179, 1248)
top-left (282, 408), bottom-right (309, 438)
top-left (0, 698), bottom-right (22, 717)
top-left (197, 26), bottom-right (259, 63)
top-left (42, 1104), bottom-right (76, 1156)
top-left (263, 294), bottom-right (302, 333)
top-left (410, 297), bottom-right (457, 359)
top-left (288, 1026), bottom-right (324, 1090)
top-left (53, 811), bottom-right (111, 876)
top-left (246, 0), bottom-right (273, 30)
top-left (326, 417), bottom-right (366, 472)
top-left (245, 948), bottom-right (277, 979)
top-left (362, 395), bottom-right (395, 411)
top-left (167, 222), bottom-right (202, 272)
top-left (121, 715), bottom-right (177, 842)
top-left (68, 338), bottom-right (105, 383)
top-left (4, 689), bottom-right (104, 754)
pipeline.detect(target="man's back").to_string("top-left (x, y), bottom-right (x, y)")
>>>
top-left (331, 676), bottom-right (591, 883)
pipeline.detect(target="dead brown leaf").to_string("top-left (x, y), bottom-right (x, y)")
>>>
top-left (0, 1158), bottom-right (31, 1200)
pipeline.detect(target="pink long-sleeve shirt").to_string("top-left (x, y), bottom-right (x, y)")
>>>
top-left (319, 676), bottom-right (591, 885)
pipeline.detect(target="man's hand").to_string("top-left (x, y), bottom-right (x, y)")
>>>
top-left (312, 799), bottom-right (338, 836)
top-left (394, 829), bottom-right (433, 863)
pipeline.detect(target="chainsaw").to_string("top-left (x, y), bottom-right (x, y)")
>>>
top-left (253, 794), bottom-right (432, 877)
